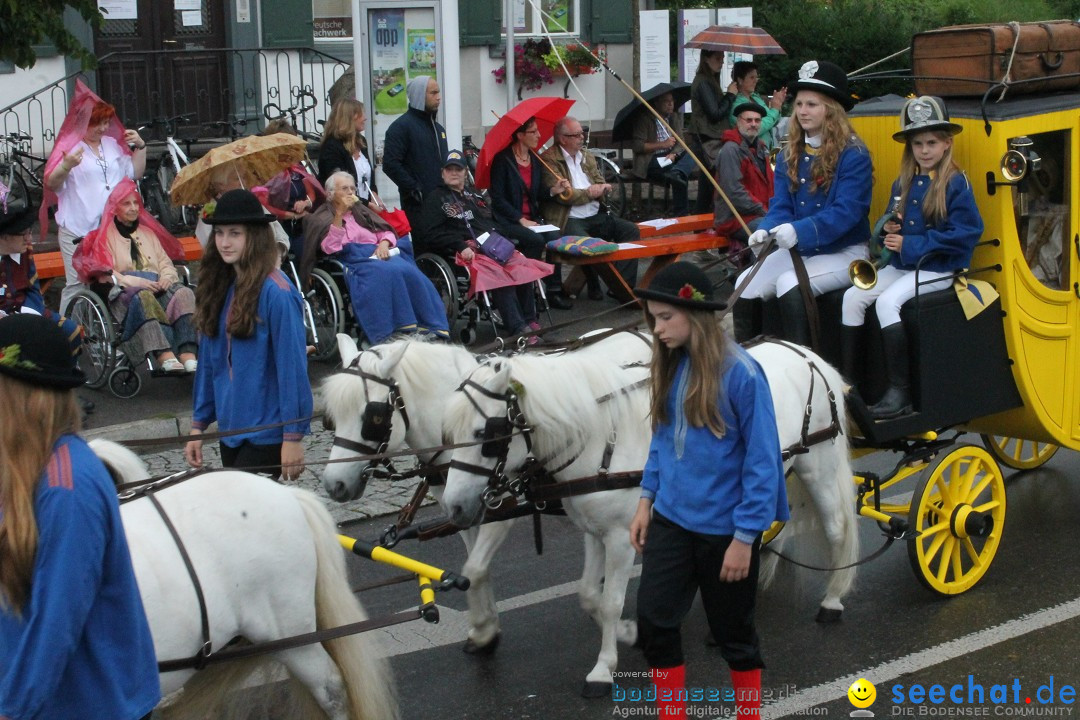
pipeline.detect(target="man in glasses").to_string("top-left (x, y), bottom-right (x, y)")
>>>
top-left (540, 116), bottom-right (639, 300)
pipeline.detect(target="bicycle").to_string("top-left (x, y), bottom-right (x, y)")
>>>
top-left (0, 132), bottom-right (47, 210)
top-left (136, 113), bottom-right (197, 233)
top-left (461, 134), bottom-right (488, 202)
top-left (263, 89), bottom-right (322, 142)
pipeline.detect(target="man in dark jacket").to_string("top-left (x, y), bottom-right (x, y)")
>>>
top-left (714, 102), bottom-right (774, 264)
top-left (383, 75), bottom-right (448, 226)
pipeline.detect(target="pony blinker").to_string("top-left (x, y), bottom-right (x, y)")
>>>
top-left (479, 416), bottom-right (514, 458)
top-left (361, 401), bottom-right (393, 442)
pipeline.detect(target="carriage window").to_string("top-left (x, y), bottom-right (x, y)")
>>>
top-left (1013, 130), bottom-right (1072, 291)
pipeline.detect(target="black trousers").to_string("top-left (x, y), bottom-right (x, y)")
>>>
top-left (220, 440), bottom-right (283, 479)
top-left (564, 213), bottom-right (640, 289)
top-left (637, 512), bottom-right (764, 671)
top-left (497, 222), bottom-right (564, 291)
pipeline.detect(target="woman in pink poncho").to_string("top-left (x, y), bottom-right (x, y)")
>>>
top-left (42, 80), bottom-right (148, 315)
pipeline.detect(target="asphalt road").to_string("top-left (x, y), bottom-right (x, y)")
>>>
top-left (339, 440), bottom-right (1080, 720)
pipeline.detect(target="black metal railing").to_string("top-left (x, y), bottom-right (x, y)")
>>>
top-left (0, 47), bottom-right (350, 156)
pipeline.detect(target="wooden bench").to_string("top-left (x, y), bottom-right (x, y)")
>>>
top-left (32, 235), bottom-right (203, 287)
top-left (548, 213), bottom-right (727, 305)
top-left (31, 236), bottom-right (203, 280)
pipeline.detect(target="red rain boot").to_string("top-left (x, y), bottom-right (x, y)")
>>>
top-left (731, 668), bottom-right (761, 718)
top-left (652, 664), bottom-right (686, 718)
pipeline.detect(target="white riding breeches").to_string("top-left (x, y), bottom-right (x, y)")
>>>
top-left (736, 244), bottom-right (869, 300)
top-left (841, 265), bottom-right (954, 328)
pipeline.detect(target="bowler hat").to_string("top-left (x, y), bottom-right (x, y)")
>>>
top-left (892, 96), bottom-right (963, 142)
top-left (0, 314), bottom-right (85, 389)
top-left (789, 60), bottom-right (854, 111)
top-left (0, 186), bottom-right (35, 236)
top-left (203, 189), bottom-right (274, 225)
top-left (634, 262), bottom-right (727, 311)
top-left (732, 101), bottom-right (767, 119)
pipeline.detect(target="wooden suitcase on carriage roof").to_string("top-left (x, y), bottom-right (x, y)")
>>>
top-left (912, 20), bottom-right (1080, 97)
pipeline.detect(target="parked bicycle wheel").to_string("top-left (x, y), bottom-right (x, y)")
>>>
top-left (139, 177), bottom-right (175, 232)
top-left (154, 154), bottom-right (185, 233)
top-left (0, 163), bottom-right (30, 212)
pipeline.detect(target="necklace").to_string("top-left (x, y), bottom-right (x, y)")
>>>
top-left (513, 147), bottom-right (530, 165)
top-left (88, 142), bottom-right (110, 191)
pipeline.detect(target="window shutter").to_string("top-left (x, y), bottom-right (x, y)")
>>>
top-left (460, 0), bottom-right (501, 47)
top-left (263, 0), bottom-right (314, 48)
top-left (584, 0), bottom-right (632, 44)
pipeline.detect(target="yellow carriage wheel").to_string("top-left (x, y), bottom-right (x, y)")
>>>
top-left (979, 434), bottom-right (1059, 470)
top-left (907, 444), bottom-right (1006, 596)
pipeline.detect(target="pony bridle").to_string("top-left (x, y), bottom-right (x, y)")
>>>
top-left (332, 354), bottom-right (411, 480)
top-left (450, 377), bottom-right (535, 509)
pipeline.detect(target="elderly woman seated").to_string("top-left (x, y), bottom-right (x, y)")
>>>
top-left (415, 149), bottom-right (552, 340)
top-left (300, 170), bottom-right (449, 344)
top-left (73, 178), bottom-right (197, 373)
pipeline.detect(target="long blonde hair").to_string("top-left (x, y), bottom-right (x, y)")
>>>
top-left (195, 224), bottom-right (280, 338)
top-left (0, 375), bottom-right (80, 613)
top-left (646, 307), bottom-right (728, 438)
top-left (785, 93), bottom-right (858, 193)
top-left (897, 130), bottom-right (959, 226)
top-left (322, 98), bottom-right (366, 156)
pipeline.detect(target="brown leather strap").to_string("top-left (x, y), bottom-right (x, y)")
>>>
top-left (525, 471), bottom-right (642, 503)
top-left (787, 249), bottom-right (821, 352)
top-left (145, 490), bottom-right (213, 671)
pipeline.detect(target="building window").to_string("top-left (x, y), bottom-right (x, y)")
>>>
top-left (505, 0), bottom-right (577, 36)
top-left (313, 0), bottom-right (353, 40)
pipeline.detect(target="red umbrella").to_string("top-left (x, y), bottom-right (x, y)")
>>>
top-left (683, 25), bottom-right (786, 55)
top-left (474, 97), bottom-right (575, 189)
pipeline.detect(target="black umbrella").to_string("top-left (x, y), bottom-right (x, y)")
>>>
top-left (610, 81), bottom-right (692, 143)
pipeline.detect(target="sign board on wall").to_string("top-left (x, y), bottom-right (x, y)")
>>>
top-left (638, 10), bottom-right (670, 92)
top-left (97, 0), bottom-right (137, 20)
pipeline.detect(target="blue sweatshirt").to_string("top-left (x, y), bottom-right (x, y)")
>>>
top-left (887, 173), bottom-right (983, 273)
top-left (761, 140), bottom-right (873, 256)
top-left (641, 346), bottom-right (789, 542)
top-left (192, 269), bottom-right (313, 445)
top-left (0, 435), bottom-right (160, 720)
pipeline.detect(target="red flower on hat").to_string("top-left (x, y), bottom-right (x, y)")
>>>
top-left (678, 284), bottom-right (705, 302)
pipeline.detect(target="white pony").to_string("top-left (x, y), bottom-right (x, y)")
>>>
top-left (89, 439), bottom-right (397, 720)
top-left (319, 332), bottom-right (653, 676)
top-left (440, 338), bottom-right (859, 695)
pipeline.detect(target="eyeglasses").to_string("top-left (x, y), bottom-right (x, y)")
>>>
top-left (561, 132), bottom-right (585, 139)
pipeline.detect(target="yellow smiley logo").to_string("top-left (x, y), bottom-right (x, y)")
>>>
top-left (848, 678), bottom-right (876, 709)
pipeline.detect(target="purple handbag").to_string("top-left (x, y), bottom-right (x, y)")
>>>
top-left (477, 230), bottom-right (515, 264)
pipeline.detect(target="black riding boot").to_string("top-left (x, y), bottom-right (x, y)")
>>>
top-left (869, 323), bottom-right (913, 419)
top-left (777, 288), bottom-right (812, 347)
top-left (840, 324), bottom-right (863, 385)
top-left (732, 299), bottom-right (757, 343)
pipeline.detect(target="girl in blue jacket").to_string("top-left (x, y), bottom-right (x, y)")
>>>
top-left (738, 60), bottom-right (873, 346)
top-left (842, 96), bottom-right (983, 419)
top-left (184, 189), bottom-right (312, 481)
top-left (0, 313), bottom-right (159, 720)
top-left (631, 262), bottom-right (788, 720)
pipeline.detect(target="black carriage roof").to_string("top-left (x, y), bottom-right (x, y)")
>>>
top-left (850, 91), bottom-right (1080, 122)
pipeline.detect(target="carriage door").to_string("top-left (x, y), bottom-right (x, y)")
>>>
top-left (94, 0), bottom-right (229, 133)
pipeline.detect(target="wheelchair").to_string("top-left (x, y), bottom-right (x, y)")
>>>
top-left (413, 249), bottom-right (553, 346)
top-left (67, 264), bottom-right (196, 399)
top-left (281, 253), bottom-right (348, 363)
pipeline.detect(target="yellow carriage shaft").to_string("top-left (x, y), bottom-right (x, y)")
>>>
top-left (338, 534), bottom-right (471, 591)
top-left (850, 92), bottom-right (1080, 451)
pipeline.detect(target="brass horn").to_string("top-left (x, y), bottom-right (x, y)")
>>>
top-left (849, 195), bottom-right (902, 291)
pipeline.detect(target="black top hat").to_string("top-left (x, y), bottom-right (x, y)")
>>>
top-left (732, 101), bottom-right (767, 119)
top-left (0, 185), bottom-right (36, 236)
top-left (892, 96), bottom-right (963, 142)
top-left (789, 60), bottom-right (854, 111)
top-left (0, 314), bottom-right (85, 389)
top-left (443, 150), bottom-right (467, 168)
top-left (204, 189), bottom-right (274, 225)
top-left (634, 261), bottom-right (727, 311)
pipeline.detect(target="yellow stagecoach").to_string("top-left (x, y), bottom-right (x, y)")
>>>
top-left (753, 87), bottom-right (1080, 596)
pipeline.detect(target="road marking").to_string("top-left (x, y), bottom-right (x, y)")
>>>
top-left (763, 595), bottom-right (1080, 718)
top-left (375, 565), bottom-right (643, 658)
